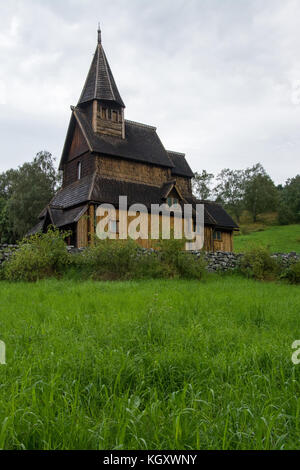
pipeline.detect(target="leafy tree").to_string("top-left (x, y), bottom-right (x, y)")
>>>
top-left (0, 197), bottom-right (13, 243)
top-left (0, 169), bottom-right (19, 243)
top-left (214, 169), bottom-right (245, 223)
top-left (0, 151), bottom-right (60, 243)
top-left (192, 170), bottom-right (214, 200)
top-left (278, 175), bottom-right (300, 225)
top-left (243, 164), bottom-right (278, 222)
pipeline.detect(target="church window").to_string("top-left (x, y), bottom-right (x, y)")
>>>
top-left (77, 162), bottom-right (82, 180)
top-left (167, 197), bottom-right (179, 207)
top-left (213, 230), bottom-right (222, 241)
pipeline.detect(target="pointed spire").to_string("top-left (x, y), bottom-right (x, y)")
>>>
top-left (97, 23), bottom-right (101, 44)
top-left (77, 27), bottom-right (125, 108)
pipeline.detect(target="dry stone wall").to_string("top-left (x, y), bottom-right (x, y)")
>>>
top-left (0, 244), bottom-right (299, 272)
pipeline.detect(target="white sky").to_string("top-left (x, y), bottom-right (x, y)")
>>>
top-left (1, 0), bottom-right (300, 184)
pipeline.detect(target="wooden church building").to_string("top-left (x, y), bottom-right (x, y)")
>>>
top-left (31, 27), bottom-right (238, 251)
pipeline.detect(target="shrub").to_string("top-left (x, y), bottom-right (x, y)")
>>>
top-left (157, 237), bottom-right (206, 280)
top-left (84, 238), bottom-right (140, 280)
top-left (4, 227), bottom-right (70, 282)
top-left (281, 261), bottom-right (300, 284)
top-left (74, 237), bottom-right (206, 281)
top-left (134, 252), bottom-right (164, 279)
top-left (239, 246), bottom-right (279, 281)
top-left (175, 252), bottom-right (206, 280)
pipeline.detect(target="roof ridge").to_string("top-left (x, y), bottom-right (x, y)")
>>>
top-left (101, 46), bottom-right (116, 101)
top-left (94, 45), bottom-right (100, 98)
top-left (167, 150), bottom-right (186, 157)
top-left (125, 119), bottom-right (157, 130)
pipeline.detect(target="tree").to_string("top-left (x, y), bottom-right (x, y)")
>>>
top-left (192, 170), bottom-right (214, 200)
top-left (243, 164), bottom-right (278, 222)
top-left (0, 169), bottom-right (19, 243)
top-left (0, 151), bottom-right (61, 243)
top-left (214, 169), bottom-right (245, 223)
top-left (278, 175), bottom-right (300, 225)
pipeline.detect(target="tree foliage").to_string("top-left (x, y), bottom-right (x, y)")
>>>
top-left (278, 175), bottom-right (300, 225)
top-left (193, 163), bottom-right (279, 224)
top-left (0, 151), bottom-right (61, 243)
top-left (192, 170), bottom-right (214, 200)
top-left (243, 164), bottom-right (278, 223)
top-left (214, 169), bottom-right (245, 223)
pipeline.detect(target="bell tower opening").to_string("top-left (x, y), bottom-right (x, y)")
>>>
top-left (92, 100), bottom-right (125, 138)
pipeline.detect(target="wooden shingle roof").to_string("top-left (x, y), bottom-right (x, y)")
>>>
top-left (37, 177), bottom-right (237, 230)
top-left (59, 107), bottom-right (174, 170)
top-left (48, 175), bottom-right (94, 209)
top-left (167, 151), bottom-right (194, 178)
top-left (78, 40), bottom-right (125, 107)
top-left (196, 200), bottom-right (239, 230)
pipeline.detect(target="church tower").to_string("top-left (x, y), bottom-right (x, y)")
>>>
top-left (78, 25), bottom-right (126, 139)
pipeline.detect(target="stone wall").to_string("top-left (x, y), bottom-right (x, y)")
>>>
top-left (0, 244), bottom-right (18, 266)
top-left (66, 247), bottom-right (300, 272)
top-left (196, 251), bottom-right (300, 272)
top-left (1, 243), bottom-right (299, 272)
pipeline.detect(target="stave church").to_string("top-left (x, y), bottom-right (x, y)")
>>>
top-left (30, 27), bottom-right (238, 251)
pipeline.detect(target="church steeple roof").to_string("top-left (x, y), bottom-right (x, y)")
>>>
top-left (78, 26), bottom-right (125, 108)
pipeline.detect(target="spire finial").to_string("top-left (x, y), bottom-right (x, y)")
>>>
top-left (97, 23), bottom-right (102, 44)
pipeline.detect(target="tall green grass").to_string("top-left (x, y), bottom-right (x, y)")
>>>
top-left (0, 276), bottom-right (300, 450)
top-left (235, 224), bottom-right (300, 254)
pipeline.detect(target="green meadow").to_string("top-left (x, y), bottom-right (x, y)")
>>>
top-left (234, 224), bottom-right (300, 254)
top-left (0, 276), bottom-right (300, 450)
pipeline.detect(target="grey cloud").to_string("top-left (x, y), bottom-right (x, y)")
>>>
top-left (0, 0), bottom-right (300, 184)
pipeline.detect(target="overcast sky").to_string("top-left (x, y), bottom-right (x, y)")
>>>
top-left (1, 0), bottom-right (300, 184)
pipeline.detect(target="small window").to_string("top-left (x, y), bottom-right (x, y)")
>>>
top-left (112, 110), bottom-right (118, 122)
top-left (101, 107), bottom-right (107, 119)
top-left (77, 162), bottom-right (82, 180)
top-left (167, 197), bottom-right (179, 207)
top-left (213, 231), bottom-right (222, 241)
top-left (108, 109), bottom-right (112, 120)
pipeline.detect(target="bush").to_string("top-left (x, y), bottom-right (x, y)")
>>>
top-left (278, 204), bottom-right (295, 226)
top-left (281, 261), bottom-right (300, 284)
top-left (239, 246), bottom-right (279, 281)
top-left (71, 237), bottom-right (206, 281)
top-left (3, 230), bottom-right (207, 282)
top-left (134, 252), bottom-right (165, 279)
top-left (4, 227), bottom-right (70, 282)
top-left (157, 237), bottom-right (206, 280)
top-left (84, 238), bottom-right (140, 280)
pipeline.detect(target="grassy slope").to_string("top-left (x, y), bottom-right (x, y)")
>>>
top-left (0, 277), bottom-right (300, 450)
top-left (234, 224), bottom-right (300, 253)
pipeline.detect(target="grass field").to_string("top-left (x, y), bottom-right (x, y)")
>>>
top-left (234, 224), bottom-right (300, 253)
top-left (0, 276), bottom-right (300, 450)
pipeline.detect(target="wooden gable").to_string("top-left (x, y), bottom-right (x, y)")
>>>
top-left (67, 122), bottom-right (89, 162)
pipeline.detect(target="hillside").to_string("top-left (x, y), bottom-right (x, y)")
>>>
top-left (234, 224), bottom-right (300, 254)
